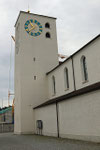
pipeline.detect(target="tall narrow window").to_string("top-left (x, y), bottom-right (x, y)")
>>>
top-left (64, 68), bottom-right (69, 90)
top-left (52, 76), bottom-right (56, 95)
top-left (81, 56), bottom-right (88, 82)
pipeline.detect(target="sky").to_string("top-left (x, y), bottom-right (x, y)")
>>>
top-left (0, 0), bottom-right (100, 107)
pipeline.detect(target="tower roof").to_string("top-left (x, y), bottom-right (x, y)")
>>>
top-left (15, 11), bottom-right (57, 27)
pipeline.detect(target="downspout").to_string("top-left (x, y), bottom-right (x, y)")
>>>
top-left (71, 56), bottom-right (76, 91)
top-left (56, 102), bottom-right (59, 138)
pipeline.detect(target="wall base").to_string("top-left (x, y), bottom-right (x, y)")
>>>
top-left (36, 131), bottom-right (57, 137)
top-left (14, 131), bottom-right (34, 135)
top-left (60, 133), bottom-right (100, 143)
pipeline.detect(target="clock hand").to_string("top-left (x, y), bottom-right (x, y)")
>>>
top-left (29, 26), bottom-right (35, 31)
top-left (30, 21), bottom-right (34, 27)
top-left (29, 25), bottom-right (37, 32)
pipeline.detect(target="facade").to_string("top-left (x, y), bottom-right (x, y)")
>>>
top-left (0, 107), bottom-right (13, 123)
top-left (14, 11), bottom-right (100, 142)
top-left (14, 11), bottom-right (58, 134)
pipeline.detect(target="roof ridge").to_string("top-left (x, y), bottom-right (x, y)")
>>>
top-left (47, 34), bottom-right (100, 75)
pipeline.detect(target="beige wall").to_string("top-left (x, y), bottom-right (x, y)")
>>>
top-left (35, 90), bottom-right (100, 142)
top-left (58, 90), bottom-right (100, 142)
top-left (14, 12), bottom-right (58, 134)
top-left (14, 15), bottom-right (22, 133)
top-left (34, 36), bottom-right (100, 142)
top-left (47, 58), bottom-right (75, 99)
top-left (34, 104), bottom-right (57, 137)
top-left (73, 37), bottom-right (100, 90)
top-left (14, 11), bottom-right (100, 140)
top-left (47, 37), bottom-right (100, 99)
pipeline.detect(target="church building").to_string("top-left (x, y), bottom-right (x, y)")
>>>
top-left (14, 11), bottom-right (100, 142)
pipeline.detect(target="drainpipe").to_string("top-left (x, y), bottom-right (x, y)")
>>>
top-left (56, 102), bottom-right (59, 138)
top-left (71, 56), bottom-right (76, 91)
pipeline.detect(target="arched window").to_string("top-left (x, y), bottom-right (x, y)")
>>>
top-left (81, 56), bottom-right (88, 81)
top-left (45, 23), bottom-right (50, 28)
top-left (64, 68), bottom-right (69, 90)
top-left (46, 32), bottom-right (51, 38)
top-left (52, 76), bottom-right (56, 95)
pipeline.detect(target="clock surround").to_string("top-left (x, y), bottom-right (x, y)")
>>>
top-left (24, 19), bottom-right (43, 36)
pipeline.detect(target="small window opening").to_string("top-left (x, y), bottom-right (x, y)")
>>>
top-left (45, 23), bottom-right (50, 28)
top-left (46, 32), bottom-right (51, 38)
top-left (34, 76), bottom-right (36, 80)
top-left (33, 57), bottom-right (36, 61)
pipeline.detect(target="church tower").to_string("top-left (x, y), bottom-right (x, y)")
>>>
top-left (14, 11), bottom-right (59, 134)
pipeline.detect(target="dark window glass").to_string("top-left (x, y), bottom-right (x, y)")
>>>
top-left (46, 32), bottom-right (51, 38)
top-left (64, 68), bottom-right (69, 89)
top-left (81, 56), bottom-right (88, 81)
top-left (52, 76), bottom-right (56, 95)
top-left (45, 23), bottom-right (50, 28)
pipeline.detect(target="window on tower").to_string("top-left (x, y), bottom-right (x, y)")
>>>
top-left (45, 23), bottom-right (50, 28)
top-left (46, 32), bottom-right (51, 38)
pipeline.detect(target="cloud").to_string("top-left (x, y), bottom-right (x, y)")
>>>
top-left (55, 0), bottom-right (100, 54)
top-left (0, 0), bottom-right (100, 106)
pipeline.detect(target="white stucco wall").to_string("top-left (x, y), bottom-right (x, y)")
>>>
top-left (34, 104), bottom-right (57, 137)
top-left (14, 11), bottom-right (100, 139)
top-left (14, 16), bottom-right (22, 133)
top-left (58, 90), bottom-right (100, 142)
top-left (47, 58), bottom-right (75, 99)
top-left (14, 12), bottom-right (58, 134)
top-left (34, 89), bottom-right (100, 142)
top-left (47, 37), bottom-right (100, 99)
top-left (73, 37), bottom-right (100, 90)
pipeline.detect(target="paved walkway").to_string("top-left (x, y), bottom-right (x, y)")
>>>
top-left (0, 133), bottom-right (100, 150)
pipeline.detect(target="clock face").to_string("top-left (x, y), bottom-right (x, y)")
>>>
top-left (24, 19), bottom-right (43, 36)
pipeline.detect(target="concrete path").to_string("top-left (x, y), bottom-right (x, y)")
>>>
top-left (0, 133), bottom-right (100, 150)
